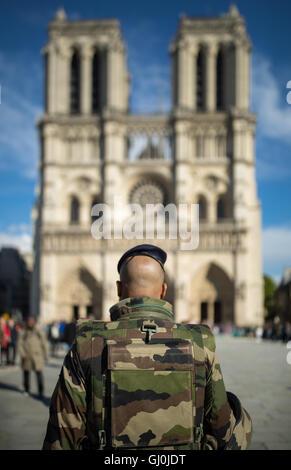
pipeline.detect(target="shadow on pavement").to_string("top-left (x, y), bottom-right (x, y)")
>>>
top-left (30, 393), bottom-right (51, 407)
top-left (0, 382), bottom-right (51, 407)
top-left (0, 381), bottom-right (21, 394)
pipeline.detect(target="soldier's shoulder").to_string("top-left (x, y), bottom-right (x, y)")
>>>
top-left (199, 324), bottom-right (216, 352)
top-left (76, 318), bottom-right (111, 338)
top-left (182, 322), bottom-right (216, 352)
top-left (77, 318), bottom-right (103, 330)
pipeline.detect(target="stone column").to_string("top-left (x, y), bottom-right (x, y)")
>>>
top-left (177, 40), bottom-right (188, 110)
top-left (47, 44), bottom-right (57, 114)
top-left (205, 43), bottom-right (218, 112)
top-left (235, 39), bottom-right (249, 110)
top-left (223, 42), bottom-right (235, 110)
top-left (57, 43), bottom-right (71, 114)
top-left (107, 41), bottom-right (125, 111)
top-left (208, 195), bottom-right (217, 224)
top-left (81, 47), bottom-right (93, 114)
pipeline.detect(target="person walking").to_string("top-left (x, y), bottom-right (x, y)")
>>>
top-left (0, 316), bottom-right (11, 366)
top-left (17, 316), bottom-right (49, 399)
top-left (7, 318), bottom-right (18, 365)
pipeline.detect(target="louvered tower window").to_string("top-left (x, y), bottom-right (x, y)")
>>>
top-left (196, 49), bottom-right (205, 111)
top-left (70, 50), bottom-right (80, 114)
top-left (92, 50), bottom-right (102, 113)
top-left (216, 49), bottom-right (224, 111)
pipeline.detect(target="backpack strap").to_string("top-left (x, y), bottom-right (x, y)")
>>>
top-left (180, 324), bottom-right (206, 449)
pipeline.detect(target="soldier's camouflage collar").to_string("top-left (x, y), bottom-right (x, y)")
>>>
top-left (109, 296), bottom-right (174, 322)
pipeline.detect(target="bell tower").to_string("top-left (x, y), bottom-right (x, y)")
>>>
top-left (169, 5), bottom-right (262, 326)
top-left (31, 8), bottom-right (130, 322)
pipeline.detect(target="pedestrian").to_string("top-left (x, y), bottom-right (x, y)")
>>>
top-left (0, 321), bottom-right (3, 366)
top-left (43, 244), bottom-right (252, 451)
top-left (0, 316), bottom-right (11, 365)
top-left (61, 318), bottom-right (77, 350)
top-left (7, 318), bottom-right (19, 365)
top-left (17, 316), bottom-right (49, 399)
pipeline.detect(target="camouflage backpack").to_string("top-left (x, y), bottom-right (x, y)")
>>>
top-left (87, 318), bottom-right (207, 450)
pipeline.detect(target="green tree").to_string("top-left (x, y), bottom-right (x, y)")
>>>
top-left (264, 274), bottom-right (277, 319)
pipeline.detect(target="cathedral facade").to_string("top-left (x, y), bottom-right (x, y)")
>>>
top-left (31, 5), bottom-right (263, 327)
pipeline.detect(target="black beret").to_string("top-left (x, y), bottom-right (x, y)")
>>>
top-left (117, 244), bottom-right (167, 274)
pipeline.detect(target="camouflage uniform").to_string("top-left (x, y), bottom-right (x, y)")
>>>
top-left (42, 297), bottom-right (252, 450)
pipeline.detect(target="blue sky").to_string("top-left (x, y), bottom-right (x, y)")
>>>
top-left (0, 0), bottom-right (291, 282)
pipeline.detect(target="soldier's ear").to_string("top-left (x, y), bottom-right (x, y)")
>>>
top-left (116, 280), bottom-right (122, 299)
top-left (161, 282), bottom-right (167, 299)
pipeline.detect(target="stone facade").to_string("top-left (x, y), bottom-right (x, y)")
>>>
top-left (31, 5), bottom-right (264, 327)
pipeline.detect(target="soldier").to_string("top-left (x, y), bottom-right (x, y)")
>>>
top-left (42, 244), bottom-right (252, 450)
top-left (17, 316), bottom-right (49, 399)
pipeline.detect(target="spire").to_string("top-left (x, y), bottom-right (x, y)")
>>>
top-left (55, 6), bottom-right (66, 21)
top-left (229, 3), bottom-right (240, 17)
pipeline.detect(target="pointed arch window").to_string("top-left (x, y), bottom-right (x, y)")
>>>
top-left (196, 135), bottom-right (205, 158)
top-left (70, 196), bottom-right (80, 224)
top-left (70, 49), bottom-right (81, 114)
top-left (196, 48), bottom-right (206, 111)
top-left (197, 195), bottom-right (207, 221)
top-left (217, 196), bottom-right (225, 221)
top-left (92, 49), bottom-right (102, 113)
top-left (91, 195), bottom-right (102, 222)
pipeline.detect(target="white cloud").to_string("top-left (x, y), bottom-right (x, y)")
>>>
top-left (0, 231), bottom-right (32, 254)
top-left (262, 225), bottom-right (291, 279)
top-left (256, 157), bottom-right (291, 181)
top-left (252, 53), bottom-right (291, 144)
top-left (251, 53), bottom-right (291, 181)
top-left (0, 52), bottom-right (42, 179)
top-left (125, 21), bottom-right (171, 113)
top-left (129, 62), bottom-right (170, 113)
top-left (0, 222), bottom-right (33, 254)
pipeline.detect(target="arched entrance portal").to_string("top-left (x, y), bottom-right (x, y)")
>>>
top-left (190, 263), bottom-right (234, 325)
top-left (58, 267), bottom-right (103, 321)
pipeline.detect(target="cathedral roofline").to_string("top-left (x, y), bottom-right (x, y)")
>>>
top-left (48, 14), bottom-right (122, 39)
top-left (173, 5), bottom-right (246, 42)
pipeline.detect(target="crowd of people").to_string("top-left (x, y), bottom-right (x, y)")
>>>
top-left (1, 314), bottom-right (291, 368)
top-left (211, 319), bottom-right (291, 343)
top-left (0, 315), bottom-right (79, 367)
top-left (0, 316), bottom-right (22, 366)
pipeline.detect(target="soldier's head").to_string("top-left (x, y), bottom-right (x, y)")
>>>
top-left (116, 244), bottom-right (167, 300)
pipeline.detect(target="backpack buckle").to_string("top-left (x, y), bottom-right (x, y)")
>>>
top-left (98, 430), bottom-right (106, 450)
top-left (194, 423), bottom-right (203, 446)
top-left (141, 323), bottom-right (157, 343)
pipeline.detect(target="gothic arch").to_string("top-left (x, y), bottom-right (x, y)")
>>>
top-left (57, 266), bottom-right (103, 321)
top-left (216, 192), bottom-right (232, 221)
top-left (70, 195), bottom-right (80, 224)
top-left (190, 262), bottom-right (234, 325)
top-left (196, 194), bottom-right (208, 221)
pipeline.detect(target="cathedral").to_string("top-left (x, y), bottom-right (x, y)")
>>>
top-left (31, 5), bottom-right (264, 327)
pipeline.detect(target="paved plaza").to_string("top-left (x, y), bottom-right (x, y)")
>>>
top-left (0, 335), bottom-right (290, 450)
